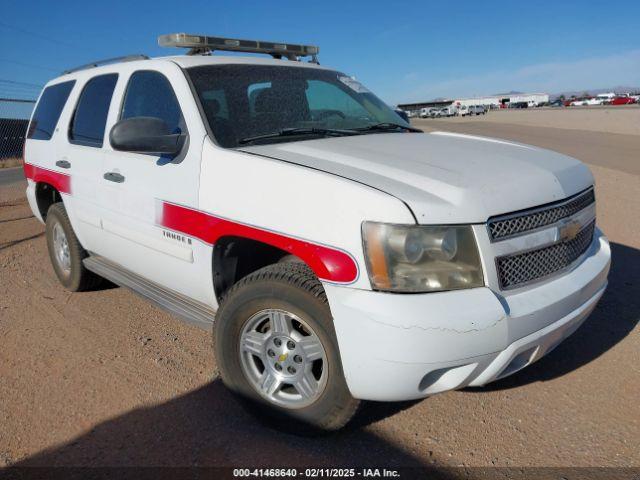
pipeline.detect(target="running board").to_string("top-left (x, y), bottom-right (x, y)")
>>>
top-left (83, 255), bottom-right (215, 331)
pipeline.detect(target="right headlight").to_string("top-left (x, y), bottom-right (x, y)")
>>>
top-left (362, 222), bottom-right (484, 293)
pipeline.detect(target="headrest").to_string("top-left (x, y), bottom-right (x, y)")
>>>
top-left (203, 98), bottom-right (221, 117)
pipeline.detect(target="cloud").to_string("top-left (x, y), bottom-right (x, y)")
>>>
top-left (396, 49), bottom-right (640, 103)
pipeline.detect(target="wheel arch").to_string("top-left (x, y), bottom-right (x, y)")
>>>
top-left (211, 232), bottom-right (358, 304)
top-left (24, 163), bottom-right (71, 221)
top-left (35, 181), bottom-right (64, 221)
top-left (212, 236), bottom-right (303, 303)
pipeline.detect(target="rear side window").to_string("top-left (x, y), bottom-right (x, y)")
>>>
top-left (121, 71), bottom-right (184, 134)
top-left (69, 74), bottom-right (118, 147)
top-left (27, 81), bottom-right (75, 140)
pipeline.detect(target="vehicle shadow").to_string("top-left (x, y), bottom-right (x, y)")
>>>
top-left (0, 232), bottom-right (44, 252)
top-left (471, 241), bottom-right (638, 391)
top-left (9, 381), bottom-right (454, 477)
top-left (0, 215), bottom-right (34, 224)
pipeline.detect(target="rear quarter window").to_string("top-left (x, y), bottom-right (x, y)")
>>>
top-left (27, 81), bottom-right (76, 140)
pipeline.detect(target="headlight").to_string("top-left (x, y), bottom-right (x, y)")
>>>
top-left (362, 222), bottom-right (484, 292)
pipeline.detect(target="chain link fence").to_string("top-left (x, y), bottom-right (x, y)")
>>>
top-left (1, 97), bottom-right (36, 166)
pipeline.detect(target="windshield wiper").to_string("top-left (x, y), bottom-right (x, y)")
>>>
top-left (354, 123), bottom-right (422, 133)
top-left (238, 127), bottom-right (360, 145)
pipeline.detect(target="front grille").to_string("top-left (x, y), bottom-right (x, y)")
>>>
top-left (496, 220), bottom-right (595, 289)
top-left (488, 188), bottom-right (595, 241)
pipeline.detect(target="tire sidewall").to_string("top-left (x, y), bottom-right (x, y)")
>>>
top-left (45, 204), bottom-right (82, 291)
top-left (215, 275), bottom-right (353, 431)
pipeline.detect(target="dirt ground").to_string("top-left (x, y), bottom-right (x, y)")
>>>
top-left (430, 105), bottom-right (640, 136)
top-left (0, 111), bottom-right (639, 470)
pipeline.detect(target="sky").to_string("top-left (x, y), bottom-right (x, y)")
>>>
top-left (1, 0), bottom-right (639, 105)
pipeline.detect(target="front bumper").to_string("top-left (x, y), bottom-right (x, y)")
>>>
top-left (324, 229), bottom-right (611, 401)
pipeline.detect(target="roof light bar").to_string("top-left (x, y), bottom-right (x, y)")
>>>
top-left (158, 33), bottom-right (319, 62)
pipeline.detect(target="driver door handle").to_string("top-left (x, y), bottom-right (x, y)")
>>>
top-left (56, 160), bottom-right (71, 169)
top-left (103, 172), bottom-right (125, 183)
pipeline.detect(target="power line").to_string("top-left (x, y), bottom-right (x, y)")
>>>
top-left (0, 78), bottom-right (44, 88)
top-left (0, 59), bottom-right (59, 73)
top-left (0, 85), bottom-right (41, 92)
top-left (0, 20), bottom-right (76, 48)
top-left (0, 98), bottom-right (36, 103)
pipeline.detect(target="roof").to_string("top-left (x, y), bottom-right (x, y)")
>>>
top-left (48, 53), bottom-right (334, 87)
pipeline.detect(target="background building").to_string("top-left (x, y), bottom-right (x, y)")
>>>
top-left (398, 92), bottom-right (549, 116)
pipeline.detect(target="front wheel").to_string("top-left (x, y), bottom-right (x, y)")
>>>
top-left (214, 263), bottom-right (359, 433)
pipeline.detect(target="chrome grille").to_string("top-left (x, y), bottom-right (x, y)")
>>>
top-left (496, 221), bottom-right (595, 290)
top-left (488, 188), bottom-right (595, 241)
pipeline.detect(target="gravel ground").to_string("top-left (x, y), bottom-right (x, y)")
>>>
top-left (427, 105), bottom-right (640, 136)
top-left (0, 116), bottom-right (638, 470)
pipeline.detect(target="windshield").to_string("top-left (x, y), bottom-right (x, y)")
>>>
top-left (186, 64), bottom-right (412, 147)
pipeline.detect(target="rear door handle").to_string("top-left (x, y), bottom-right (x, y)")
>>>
top-left (56, 160), bottom-right (71, 169)
top-left (103, 172), bottom-right (125, 183)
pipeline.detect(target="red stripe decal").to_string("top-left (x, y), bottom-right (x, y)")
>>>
top-left (24, 163), bottom-right (71, 195)
top-left (160, 201), bottom-right (358, 284)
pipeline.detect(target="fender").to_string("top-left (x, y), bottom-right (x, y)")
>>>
top-left (23, 163), bottom-right (71, 195)
top-left (157, 200), bottom-right (359, 284)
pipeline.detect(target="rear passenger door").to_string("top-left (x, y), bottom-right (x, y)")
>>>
top-left (98, 64), bottom-right (212, 305)
top-left (62, 73), bottom-right (118, 250)
top-left (24, 80), bottom-right (75, 211)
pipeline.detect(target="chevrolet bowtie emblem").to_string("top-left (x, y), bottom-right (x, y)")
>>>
top-left (558, 218), bottom-right (582, 242)
top-left (278, 353), bottom-right (288, 362)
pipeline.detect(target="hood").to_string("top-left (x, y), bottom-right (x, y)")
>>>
top-left (239, 131), bottom-right (594, 224)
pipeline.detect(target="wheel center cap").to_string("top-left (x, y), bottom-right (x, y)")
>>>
top-left (277, 353), bottom-right (288, 362)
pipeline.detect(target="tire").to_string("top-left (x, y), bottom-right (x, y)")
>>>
top-left (45, 202), bottom-right (103, 291)
top-left (214, 262), bottom-right (359, 434)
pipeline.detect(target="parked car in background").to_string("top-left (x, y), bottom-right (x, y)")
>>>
top-left (596, 93), bottom-right (616, 104)
top-left (458, 105), bottom-right (469, 116)
top-left (610, 96), bottom-right (636, 105)
top-left (468, 105), bottom-right (483, 115)
top-left (420, 107), bottom-right (441, 118)
top-left (549, 99), bottom-right (564, 107)
top-left (584, 97), bottom-right (605, 106)
top-left (439, 106), bottom-right (457, 117)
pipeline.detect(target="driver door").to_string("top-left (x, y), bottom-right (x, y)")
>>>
top-left (97, 64), bottom-right (213, 305)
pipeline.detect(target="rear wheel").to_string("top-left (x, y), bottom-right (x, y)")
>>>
top-left (45, 202), bottom-right (102, 291)
top-left (214, 263), bottom-right (359, 433)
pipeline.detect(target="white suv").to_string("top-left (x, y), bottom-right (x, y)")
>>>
top-left (23, 33), bottom-right (611, 432)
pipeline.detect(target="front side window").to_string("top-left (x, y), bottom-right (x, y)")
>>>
top-left (69, 73), bottom-right (118, 147)
top-left (187, 65), bottom-right (411, 148)
top-left (28, 81), bottom-right (75, 140)
top-left (121, 71), bottom-right (184, 134)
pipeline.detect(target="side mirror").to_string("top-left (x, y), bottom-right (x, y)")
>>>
top-left (109, 116), bottom-right (186, 155)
